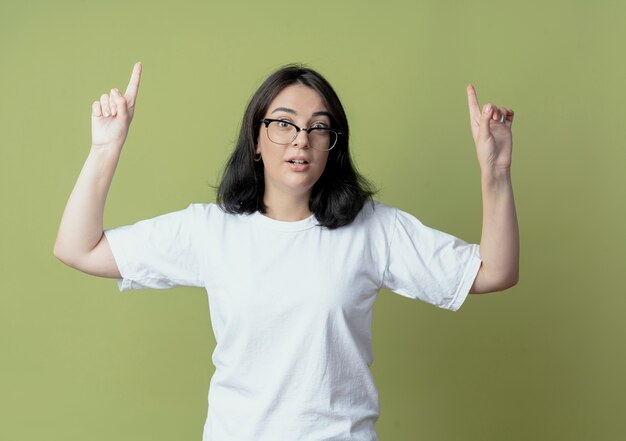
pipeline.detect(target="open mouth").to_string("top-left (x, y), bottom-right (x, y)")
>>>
top-left (287, 159), bottom-right (309, 164)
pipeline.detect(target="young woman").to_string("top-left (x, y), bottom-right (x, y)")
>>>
top-left (54, 62), bottom-right (519, 441)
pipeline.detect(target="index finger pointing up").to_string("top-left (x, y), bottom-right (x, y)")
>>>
top-left (124, 62), bottom-right (142, 105)
top-left (466, 84), bottom-right (481, 124)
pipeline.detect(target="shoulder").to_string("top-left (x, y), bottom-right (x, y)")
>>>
top-left (185, 202), bottom-right (257, 228)
top-left (339, 200), bottom-right (399, 237)
top-left (352, 200), bottom-right (398, 225)
top-left (186, 202), bottom-right (242, 221)
top-left (350, 200), bottom-right (436, 241)
top-left (186, 202), bottom-right (220, 217)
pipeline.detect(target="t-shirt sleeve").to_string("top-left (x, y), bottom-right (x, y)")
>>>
top-left (103, 203), bottom-right (205, 292)
top-left (381, 208), bottom-right (481, 311)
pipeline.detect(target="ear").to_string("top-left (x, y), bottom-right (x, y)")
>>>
top-left (255, 143), bottom-right (260, 154)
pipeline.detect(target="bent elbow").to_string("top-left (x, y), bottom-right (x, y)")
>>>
top-left (498, 271), bottom-right (519, 292)
top-left (53, 241), bottom-right (79, 268)
top-left (53, 243), bottom-right (71, 266)
top-left (471, 265), bottom-right (519, 294)
top-left (53, 241), bottom-right (64, 261)
top-left (503, 278), bottom-right (518, 291)
top-left (509, 268), bottom-right (520, 288)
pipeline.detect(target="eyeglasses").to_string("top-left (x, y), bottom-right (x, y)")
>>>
top-left (260, 118), bottom-right (343, 151)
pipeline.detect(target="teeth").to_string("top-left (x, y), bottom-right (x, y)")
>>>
top-left (291, 160), bottom-right (306, 164)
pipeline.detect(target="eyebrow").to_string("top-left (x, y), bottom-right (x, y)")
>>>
top-left (270, 107), bottom-right (331, 118)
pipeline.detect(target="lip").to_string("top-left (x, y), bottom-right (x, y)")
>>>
top-left (285, 157), bottom-right (311, 171)
top-left (285, 156), bottom-right (310, 164)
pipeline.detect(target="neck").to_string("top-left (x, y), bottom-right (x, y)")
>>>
top-left (263, 190), bottom-right (312, 222)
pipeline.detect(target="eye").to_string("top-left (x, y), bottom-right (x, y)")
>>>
top-left (310, 122), bottom-right (329, 129)
top-left (277, 120), bottom-right (292, 129)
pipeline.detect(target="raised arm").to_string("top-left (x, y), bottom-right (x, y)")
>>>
top-left (466, 85), bottom-right (519, 293)
top-left (53, 62), bottom-right (143, 278)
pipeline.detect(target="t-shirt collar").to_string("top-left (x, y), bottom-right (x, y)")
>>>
top-left (250, 210), bottom-right (319, 232)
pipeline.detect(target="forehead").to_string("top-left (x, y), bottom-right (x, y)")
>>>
top-left (268, 84), bottom-right (327, 114)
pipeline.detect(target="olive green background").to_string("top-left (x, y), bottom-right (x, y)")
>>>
top-left (1, 0), bottom-right (624, 440)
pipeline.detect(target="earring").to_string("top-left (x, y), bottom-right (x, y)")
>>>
top-left (254, 153), bottom-right (262, 162)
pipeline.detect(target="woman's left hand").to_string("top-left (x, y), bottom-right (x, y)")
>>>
top-left (466, 85), bottom-right (514, 173)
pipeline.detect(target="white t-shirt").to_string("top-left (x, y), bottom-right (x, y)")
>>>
top-left (103, 201), bottom-right (481, 441)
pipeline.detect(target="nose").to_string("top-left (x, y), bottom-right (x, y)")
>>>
top-left (291, 128), bottom-right (310, 149)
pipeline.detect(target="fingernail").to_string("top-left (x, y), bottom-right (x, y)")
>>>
top-left (483, 104), bottom-right (491, 113)
top-left (103, 111), bottom-right (109, 117)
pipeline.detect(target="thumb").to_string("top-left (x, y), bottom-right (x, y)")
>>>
top-left (478, 103), bottom-right (493, 142)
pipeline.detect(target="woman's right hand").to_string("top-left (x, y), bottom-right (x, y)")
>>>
top-left (91, 62), bottom-right (142, 149)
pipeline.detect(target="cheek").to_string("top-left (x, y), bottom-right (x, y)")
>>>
top-left (259, 150), bottom-right (285, 175)
top-left (317, 153), bottom-right (330, 172)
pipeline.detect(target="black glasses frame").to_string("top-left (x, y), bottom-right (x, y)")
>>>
top-left (260, 118), bottom-right (343, 151)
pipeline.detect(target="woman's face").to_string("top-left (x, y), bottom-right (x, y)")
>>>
top-left (256, 84), bottom-right (330, 203)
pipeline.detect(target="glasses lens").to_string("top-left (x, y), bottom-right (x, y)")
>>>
top-left (267, 120), bottom-right (296, 145)
top-left (266, 121), bottom-right (338, 151)
top-left (309, 128), bottom-right (337, 151)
